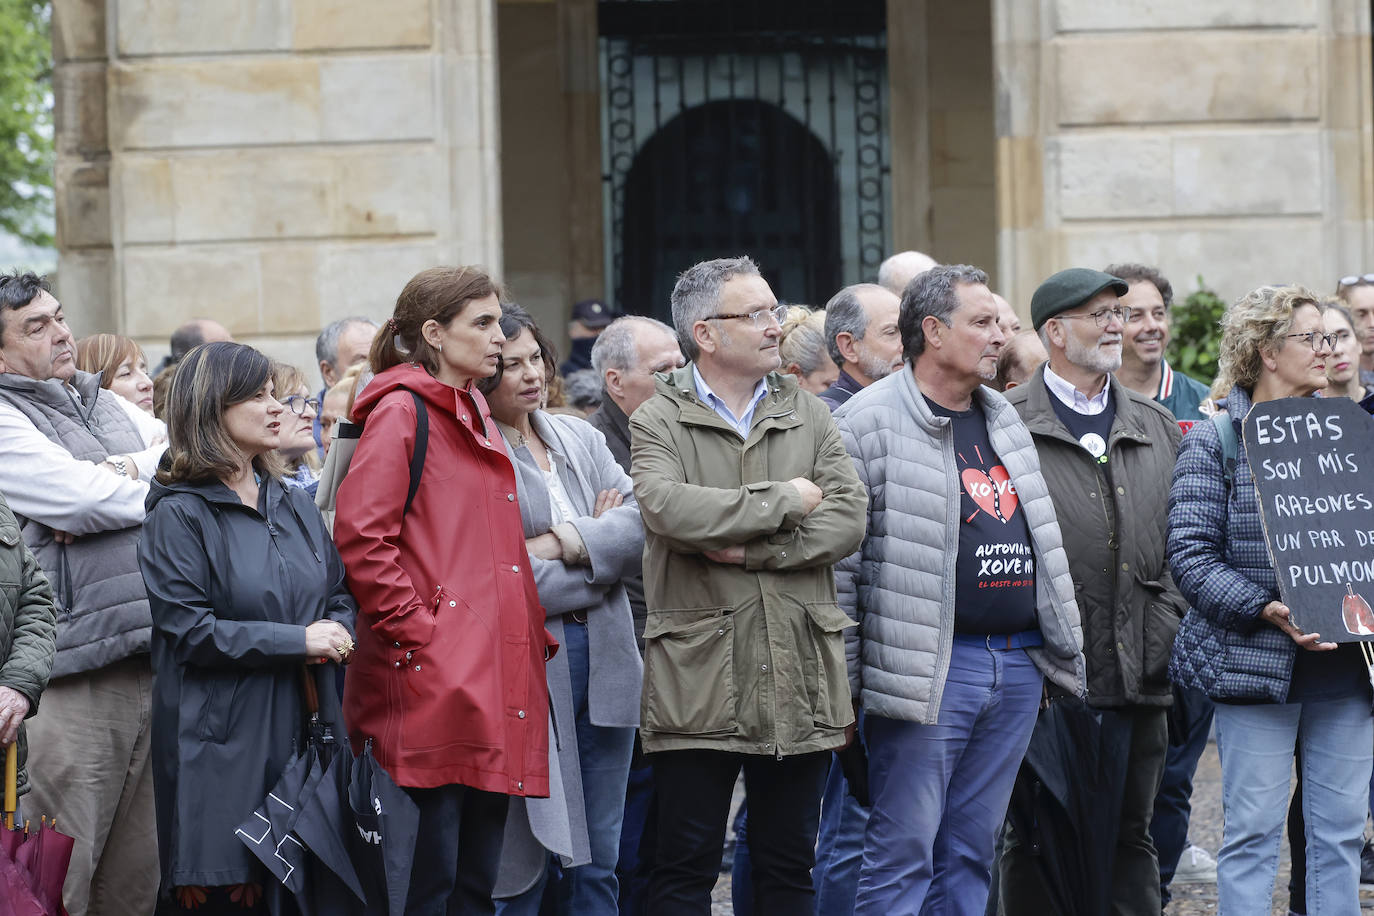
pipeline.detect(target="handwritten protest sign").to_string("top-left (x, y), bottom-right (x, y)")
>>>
top-left (1244, 397), bottom-right (1374, 643)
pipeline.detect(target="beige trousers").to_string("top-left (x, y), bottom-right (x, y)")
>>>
top-left (24, 656), bottom-right (158, 916)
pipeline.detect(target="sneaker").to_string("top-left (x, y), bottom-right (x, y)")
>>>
top-left (1172, 843), bottom-right (1218, 885)
top-left (1360, 836), bottom-right (1374, 889)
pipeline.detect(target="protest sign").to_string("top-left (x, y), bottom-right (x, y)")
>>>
top-left (1244, 396), bottom-right (1374, 643)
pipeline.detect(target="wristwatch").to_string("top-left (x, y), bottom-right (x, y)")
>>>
top-left (107, 456), bottom-right (128, 477)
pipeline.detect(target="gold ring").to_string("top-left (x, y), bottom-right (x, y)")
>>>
top-left (336, 638), bottom-right (355, 655)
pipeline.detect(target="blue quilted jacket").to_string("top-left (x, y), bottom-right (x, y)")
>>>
top-left (1167, 385), bottom-right (1296, 702)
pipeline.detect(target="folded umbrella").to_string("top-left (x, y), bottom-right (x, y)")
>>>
top-left (2, 743), bottom-right (73, 916)
top-left (292, 740), bottom-right (366, 913)
top-left (1003, 697), bottom-right (1132, 916)
top-left (14, 820), bottom-right (73, 916)
top-left (236, 666), bottom-right (342, 916)
top-left (344, 741), bottom-right (419, 916)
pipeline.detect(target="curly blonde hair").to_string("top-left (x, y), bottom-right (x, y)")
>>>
top-left (1212, 284), bottom-right (1323, 398)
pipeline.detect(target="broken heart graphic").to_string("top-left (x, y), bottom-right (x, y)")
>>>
top-left (960, 465), bottom-right (1019, 523)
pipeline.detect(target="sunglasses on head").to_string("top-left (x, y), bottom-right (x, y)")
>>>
top-left (1338, 273), bottom-right (1374, 290)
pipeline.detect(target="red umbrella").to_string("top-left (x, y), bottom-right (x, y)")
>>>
top-left (2, 743), bottom-right (74, 916)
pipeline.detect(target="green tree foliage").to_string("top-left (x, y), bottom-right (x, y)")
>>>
top-left (1166, 276), bottom-right (1227, 386)
top-left (0, 0), bottom-right (51, 247)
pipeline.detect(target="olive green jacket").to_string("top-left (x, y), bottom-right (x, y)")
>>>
top-left (629, 367), bottom-right (868, 756)
top-left (0, 494), bottom-right (56, 797)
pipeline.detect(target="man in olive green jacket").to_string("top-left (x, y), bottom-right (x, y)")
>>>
top-left (0, 490), bottom-right (57, 806)
top-left (630, 256), bottom-right (867, 914)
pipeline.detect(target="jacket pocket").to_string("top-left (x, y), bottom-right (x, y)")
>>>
top-left (643, 609), bottom-right (736, 736)
top-left (400, 586), bottom-right (504, 751)
top-left (196, 673), bottom-right (240, 744)
top-left (1141, 595), bottom-right (1181, 687)
top-left (803, 602), bottom-right (857, 729)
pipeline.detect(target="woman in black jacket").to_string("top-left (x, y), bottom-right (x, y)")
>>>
top-left (137, 342), bottom-right (355, 913)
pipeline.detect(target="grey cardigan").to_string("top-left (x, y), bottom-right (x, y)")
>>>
top-left (833, 367), bottom-right (1086, 724)
top-left (494, 410), bottom-right (644, 897)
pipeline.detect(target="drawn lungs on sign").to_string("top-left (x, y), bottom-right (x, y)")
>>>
top-left (1342, 584), bottom-right (1374, 636)
top-left (959, 451), bottom-right (1019, 524)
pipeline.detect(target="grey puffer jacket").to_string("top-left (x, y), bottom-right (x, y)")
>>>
top-left (0, 494), bottom-right (56, 797)
top-left (833, 368), bottom-right (1086, 723)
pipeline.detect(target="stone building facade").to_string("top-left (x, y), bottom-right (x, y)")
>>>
top-left (50, 0), bottom-right (1373, 368)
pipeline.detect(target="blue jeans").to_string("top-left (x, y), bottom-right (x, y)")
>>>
top-left (814, 742), bottom-right (870, 915)
top-left (498, 621), bottom-right (636, 916)
top-left (1214, 694), bottom-right (1373, 916)
top-left (854, 638), bottom-right (1043, 916)
top-left (731, 802), bottom-right (752, 916)
top-left (616, 738), bottom-right (655, 916)
top-left (1153, 685), bottom-right (1215, 904)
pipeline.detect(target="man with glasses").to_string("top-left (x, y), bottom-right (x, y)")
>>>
top-left (1336, 273), bottom-right (1374, 388)
top-left (1101, 262), bottom-right (1221, 901)
top-left (629, 256), bottom-right (867, 914)
top-left (999, 269), bottom-right (1186, 916)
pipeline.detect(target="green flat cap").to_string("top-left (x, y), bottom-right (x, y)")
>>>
top-left (1031, 268), bottom-right (1130, 330)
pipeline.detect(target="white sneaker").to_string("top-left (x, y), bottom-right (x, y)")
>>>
top-left (1172, 843), bottom-right (1218, 885)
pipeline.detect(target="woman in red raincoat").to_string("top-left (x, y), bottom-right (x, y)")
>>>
top-left (333, 267), bottom-right (553, 915)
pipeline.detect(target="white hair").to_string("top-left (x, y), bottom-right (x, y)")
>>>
top-left (877, 250), bottom-right (937, 297)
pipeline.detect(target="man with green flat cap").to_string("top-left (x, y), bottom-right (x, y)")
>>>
top-left (998, 268), bottom-right (1186, 916)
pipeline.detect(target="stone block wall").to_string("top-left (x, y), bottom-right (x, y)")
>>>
top-left (995, 0), bottom-right (1374, 314)
top-left (51, 0), bottom-right (503, 373)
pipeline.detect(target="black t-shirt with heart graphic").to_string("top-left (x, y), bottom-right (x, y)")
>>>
top-left (926, 396), bottom-right (1039, 635)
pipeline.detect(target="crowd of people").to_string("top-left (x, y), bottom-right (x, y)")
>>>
top-left (0, 249), bottom-right (1372, 916)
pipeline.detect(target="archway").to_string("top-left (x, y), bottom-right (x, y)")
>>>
top-left (620, 99), bottom-right (841, 320)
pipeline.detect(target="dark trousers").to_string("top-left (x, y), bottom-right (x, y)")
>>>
top-left (405, 783), bottom-right (510, 916)
top-left (647, 748), bottom-right (830, 915)
top-left (617, 738), bottom-right (658, 915)
top-left (1152, 685), bottom-right (1215, 905)
top-left (1002, 705), bottom-right (1169, 916)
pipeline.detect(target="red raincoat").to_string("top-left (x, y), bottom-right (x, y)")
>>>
top-left (334, 364), bottom-right (552, 796)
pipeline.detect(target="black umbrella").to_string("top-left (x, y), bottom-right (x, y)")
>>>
top-left (343, 741), bottom-right (419, 916)
top-left (293, 747), bottom-right (367, 914)
top-left (236, 666), bottom-right (350, 916)
top-left (234, 732), bottom-right (330, 915)
top-left (238, 669), bottom-right (420, 916)
top-left (1003, 697), bottom-right (1132, 916)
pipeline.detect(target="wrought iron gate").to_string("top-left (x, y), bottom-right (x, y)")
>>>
top-left (599, 0), bottom-right (890, 319)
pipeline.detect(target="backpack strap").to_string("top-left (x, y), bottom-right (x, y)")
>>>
top-left (404, 390), bottom-right (428, 516)
top-left (1211, 409), bottom-right (1237, 487)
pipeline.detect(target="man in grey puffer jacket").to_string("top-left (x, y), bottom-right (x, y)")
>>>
top-left (834, 264), bottom-right (1085, 915)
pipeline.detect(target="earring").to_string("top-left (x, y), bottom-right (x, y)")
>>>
top-left (438, 343), bottom-right (443, 354)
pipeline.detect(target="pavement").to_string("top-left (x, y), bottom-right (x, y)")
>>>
top-left (708, 739), bottom-right (1374, 914)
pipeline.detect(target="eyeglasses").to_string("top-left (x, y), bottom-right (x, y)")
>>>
top-left (1338, 274), bottom-right (1374, 289)
top-left (1055, 306), bottom-right (1130, 328)
top-left (1283, 331), bottom-right (1338, 352)
top-left (704, 304), bottom-right (788, 329)
top-left (282, 395), bottom-right (320, 416)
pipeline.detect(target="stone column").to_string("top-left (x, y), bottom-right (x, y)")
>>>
top-left (52, 0), bottom-right (114, 335)
top-left (54, 0), bottom-right (502, 370)
top-left (994, 0), bottom-right (1373, 310)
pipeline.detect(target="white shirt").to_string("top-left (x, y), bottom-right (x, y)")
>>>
top-left (692, 365), bottom-right (770, 439)
top-left (1043, 364), bottom-right (1112, 416)
top-left (0, 390), bottom-right (167, 536)
top-left (542, 464), bottom-right (575, 526)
